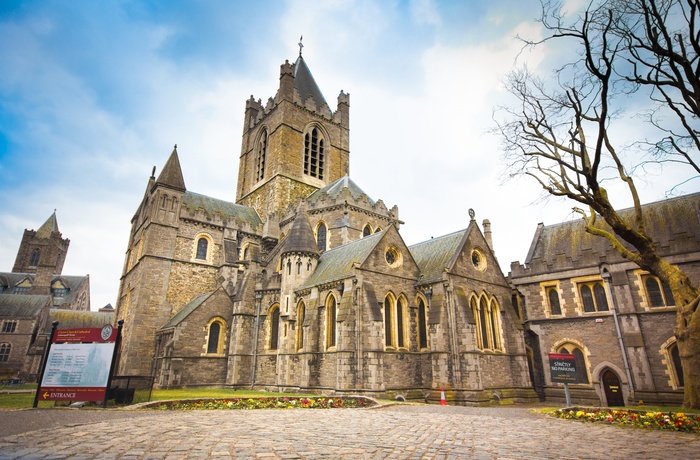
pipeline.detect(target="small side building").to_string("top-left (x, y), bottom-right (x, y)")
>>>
top-left (509, 192), bottom-right (700, 406)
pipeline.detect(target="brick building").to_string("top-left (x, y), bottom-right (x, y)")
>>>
top-left (509, 193), bottom-right (700, 407)
top-left (114, 51), bottom-right (536, 404)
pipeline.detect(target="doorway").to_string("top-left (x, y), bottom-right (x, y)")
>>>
top-left (601, 369), bottom-right (625, 406)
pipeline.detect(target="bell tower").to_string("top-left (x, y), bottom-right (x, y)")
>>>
top-left (236, 47), bottom-right (350, 223)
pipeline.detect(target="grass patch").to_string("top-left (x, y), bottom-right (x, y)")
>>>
top-left (0, 387), bottom-right (316, 409)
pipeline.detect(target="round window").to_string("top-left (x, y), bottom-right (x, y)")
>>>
top-left (385, 246), bottom-right (402, 268)
top-left (471, 249), bottom-right (487, 271)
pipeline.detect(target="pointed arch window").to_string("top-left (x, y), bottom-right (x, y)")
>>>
top-left (326, 295), bottom-right (337, 349)
top-left (206, 320), bottom-right (225, 355)
top-left (417, 297), bottom-right (428, 349)
top-left (269, 306), bottom-right (280, 350)
top-left (196, 238), bottom-right (208, 260)
top-left (363, 225), bottom-right (372, 237)
top-left (296, 301), bottom-right (306, 351)
top-left (383, 294), bottom-right (407, 349)
top-left (316, 223), bottom-right (327, 252)
top-left (304, 127), bottom-right (325, 179)
top-left (644, 275), bottom-right (675, 307)
top-left (578, 281), bottom-right (609, 312)
top-left (256, 129), bottom-right (268, 182)
top-left (547, 287), bottom-right (561, 316)
top-left (29, 249), bottom-right (40, 267)
top-left (558, 344), bottom-right (590, 384)
top-left (472, 295), bottom-right (503, 352)
top-left (669, 341), bottom-right (684, 387)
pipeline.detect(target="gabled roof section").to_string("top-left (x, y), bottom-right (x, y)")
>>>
top-left (182, 192), bottom-right (262, 228)
top-left (161, 292), bottom-right (213, 329)
top-left (306, 175), bottom-right (375, 205)
top-left (409, 229), bottom-right (467, 285)
top-left (0, 295), bottom-right (50, 317)
top-left (36, 211), bottom-right (59, 238)
top-left (294, 56), bottom-right (329, 112)
top-left (524, 191), bottom-right (700, 269)
top-left (281, 212), bottom-right (318, 257)
top-left (155, 145), bottom-right (186, 191)
top-left (299, 232), bottom-right (383, 290)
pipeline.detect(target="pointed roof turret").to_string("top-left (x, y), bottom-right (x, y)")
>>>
top-left (36, 211), bottom-right (59, 238)
top-left (155, 144), bottom-right (186, 191)
top-left (294, 56), bottom-right (329, 112)
top-left (281, 207), bottom-right (319, 257)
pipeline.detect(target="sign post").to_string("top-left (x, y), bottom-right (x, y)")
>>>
top-left (548, 353), bottom-right (577, 407)
top-left (36, 323), bottom-right (119, 406)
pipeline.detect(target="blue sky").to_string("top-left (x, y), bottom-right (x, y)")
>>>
top-left (1, 0), bottom-right (696, 309)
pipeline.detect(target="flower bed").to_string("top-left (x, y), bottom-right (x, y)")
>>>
top-left (151, 396), bottom-right (374, 410)
top-left (549, 407), bottom-right (700, 433)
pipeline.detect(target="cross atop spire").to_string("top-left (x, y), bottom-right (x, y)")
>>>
top-left (298, 35), bottom-right (304, 56)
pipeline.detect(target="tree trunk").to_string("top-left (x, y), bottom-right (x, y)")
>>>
top-left (666, 265), bottom-right (700, 409)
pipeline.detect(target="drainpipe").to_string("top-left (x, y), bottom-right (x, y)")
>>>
top-left (250, 291), bottom-right (263, 389)
top-left (601, 268), bottom-right (635, 395)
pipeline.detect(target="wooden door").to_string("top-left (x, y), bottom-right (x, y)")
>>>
top-left (602, 369), bottom-right (624, 407)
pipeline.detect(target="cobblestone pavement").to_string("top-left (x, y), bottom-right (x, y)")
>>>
top-left (0, 404), bottom-right (698, 459)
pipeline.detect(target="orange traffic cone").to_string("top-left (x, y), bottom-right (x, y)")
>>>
top-left (440, 388), bottom-right (447, 406)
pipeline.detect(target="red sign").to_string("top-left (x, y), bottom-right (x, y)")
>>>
top-left (53, 325), bottom-right (116, 343)
top-left (39, 386), bottom-right (106, 402)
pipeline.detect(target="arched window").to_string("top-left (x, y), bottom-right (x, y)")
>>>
top-left (580, 285), bottom-right (595, 312)
top-left (317, 223), bottom-right (327, 252)
top-left (207, 321), bottom-right (222, 354)
top-left (547, 287), bottom-right (561, 315)
top-left (558, 344), bottom-right (590, 384)
top-left (384, 296), bottom-right (393, 347)
top-left (363, 225), bottom-right (372, 237)
top-left (296, 302), bottom-right (305, 351)
top-left (472, 295), bottom-right (503, 351)
top-left (644, 275), bottom-right (675, 307)
top-left (326, 295), bottom-right (337, 349)
top-left (256, 129), bottom-right (268, 182)
top-left (29, 249), bottom-right (40, 267)
top-left (0, 343), bottom-right (10, 362)
top-left (593, 284), bottom-right (609, 311)
top-left (579, 281), bottom-right (609, 312)
top-left (196, 238), bottom-right (208, 260)
top-left (383, 294), bottom-right (406, 349)
top-left (304, 127), bottom-right (324, 179)
top-left (670, 342), bottom-right (684, 387)
top-left (417, 297), bottom-right (428, 349)
top-left (269, 306), bottom-right (280, 350)
top-left (296, 261), bottom-right (302, 275)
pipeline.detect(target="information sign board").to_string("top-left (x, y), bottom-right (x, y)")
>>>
top-left (549, 353), bottom-right (577, 384)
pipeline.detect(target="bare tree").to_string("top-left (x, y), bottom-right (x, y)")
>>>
top-left (496, 0), bottom-right (700, 408)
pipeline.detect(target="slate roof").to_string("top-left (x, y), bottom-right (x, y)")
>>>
top-left (155, 146), bottom-right (186, 191)
top-left (524, 191), bottom-right (700, 268)
top-left (409, 229), bottom-right (466, 285)
top-left (0, 295), bottom-right (50, 317)
top-left (306, 175), bottom-right (375, 205)
top-left (281, 213), bottom-right (318, 256)
top-left (36, 211), bottom-right (59, 238)
top-left (182, 192), bottom-right (262, 228)
top-left (161, 292), bottom-right (212, 329)
top-left (0, 273), bottom-right (88, 306)
top-left (294, 56), bottom-right (329, 112)
top-left (298, 232), bottom-right (383, 290)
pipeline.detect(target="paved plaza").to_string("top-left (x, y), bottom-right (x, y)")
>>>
top-left (0, 404), bottom-right (698, 459)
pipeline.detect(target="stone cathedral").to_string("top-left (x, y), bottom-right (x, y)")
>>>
top-left (114, 51), bottom-right (535, 404)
